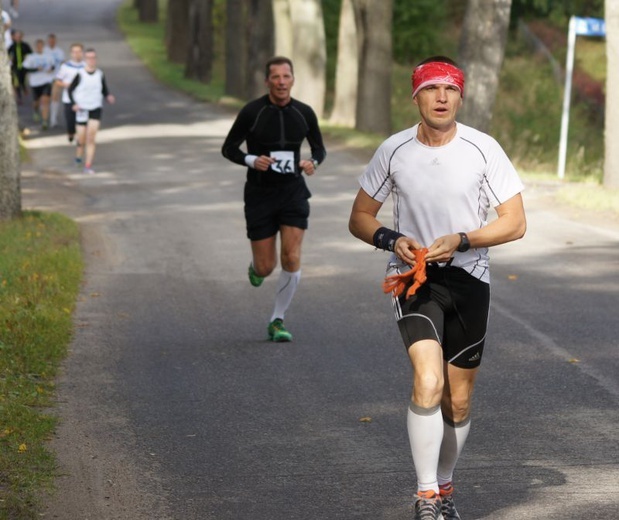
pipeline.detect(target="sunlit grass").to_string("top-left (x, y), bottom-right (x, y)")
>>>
top-left (557, 182), bottom-right (619, 212)
top-left (576, 37), bottom-right (606, 84)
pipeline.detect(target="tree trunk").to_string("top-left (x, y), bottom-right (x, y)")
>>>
top-left (273, 0), bottom-right (293, 58)
top-left (166, 0), bottom-right (190, 64)
top-left (246, 0), bottom-right (274, 99)
top-left (288, 0), bottom-right (326, 118)
top-left (353, 0), bottom-right (393, 135)
top-left (185, 0), bottom-right (214, 84)
top-left (224, 0), bottom-right (248, 98)
top-left (457, 0), bottom-right (512, 133)
top-left (605, 0), bottom-right (619, 188)
top-left (0, 47), bottom-right (22, 220)
top-left (330, 0), bottom-right (358, 127)
top-left (138, 0), bottom-right (158, 23)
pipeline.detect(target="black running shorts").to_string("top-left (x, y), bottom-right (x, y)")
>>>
top-left (244, 179), bottom-right (311, 241)
top-left (32, 83), bottom-right (52, 100)
top-left (75, 108), bottom-right (102, 125)
top-left (392, 265), bottom-right (490, 369)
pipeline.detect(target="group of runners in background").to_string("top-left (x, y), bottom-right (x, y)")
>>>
top-left (2, 4), bottom-right (115, 174)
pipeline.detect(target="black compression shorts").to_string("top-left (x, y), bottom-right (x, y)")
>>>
top-left (244, 179), bottom-right (311, 241)
top-left (392, 265), bottom-right (490, 369)
top-left (32, 83), bottom-right (52, 100)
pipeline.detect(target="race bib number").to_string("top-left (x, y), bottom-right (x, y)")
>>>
top-left (76, 109), bottom-right (89, 123)
top-left (269, 151), bottom-right (295, 175)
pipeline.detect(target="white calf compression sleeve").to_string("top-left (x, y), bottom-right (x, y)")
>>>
top-left (50, 101), bottom-right (60, 125)
top-left (437, 416), bottom-right (471, 486)
top-left (270, 269), bottom-right (300, 322)
top-left (408, 402), bottom-right (443, 493)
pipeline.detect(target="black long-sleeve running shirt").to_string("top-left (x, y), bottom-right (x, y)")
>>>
top-left (222, 95), bottom-right (327, 185)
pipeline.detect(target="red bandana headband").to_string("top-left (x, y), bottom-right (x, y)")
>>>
top-left (411, 62), bottom-right (465, 99)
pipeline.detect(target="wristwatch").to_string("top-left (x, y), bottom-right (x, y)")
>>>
top-left (310, 159), bottom-right (319, 170)
top-left (456, 232), bottom-right (470, 253)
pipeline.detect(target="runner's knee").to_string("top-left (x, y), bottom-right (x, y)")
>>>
top-left (253, 258), bottom-right (276, 277)
top-left (280, 251), bottom-right (300, 272)
top-left (413, 372), bottom-right (444, 407)
top-left (441, 393), bottom-right (472, 423)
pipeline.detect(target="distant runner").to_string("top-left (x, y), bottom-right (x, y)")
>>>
top-left (68, 48), bottom-right (115, 174)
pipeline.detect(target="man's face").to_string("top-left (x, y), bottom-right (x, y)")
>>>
top-left (266, 63), bottom-right (294, 105)
top-left (70, 46), bottom-right (83, 62)
top-left (48, 36), bottom-right (56, 48)
top-left (35, 40), bottom-right (44, 53)
top-left (413, 84), bottom-right (462, 130)
top-left (84, 51), bottom-right (97, 68)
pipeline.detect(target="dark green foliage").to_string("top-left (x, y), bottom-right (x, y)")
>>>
top-left (511, 0), bottom-right (604, 26)
top-left (392, 0), bottom-right (449, 65)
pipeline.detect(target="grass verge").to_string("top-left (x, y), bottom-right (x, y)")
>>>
top-left (0, 212), bottom-right (83, 520)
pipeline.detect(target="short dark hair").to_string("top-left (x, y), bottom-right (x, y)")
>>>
top-left (265, 56), bottom-right (294, 79)
top-left (416, 55), bottom-right (460, 68)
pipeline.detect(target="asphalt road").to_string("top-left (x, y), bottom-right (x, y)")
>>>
top-left (15, 1), bottom-right (619, 519)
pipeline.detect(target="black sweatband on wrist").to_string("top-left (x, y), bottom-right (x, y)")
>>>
top-left (373, 226), bottom-right (405, 252)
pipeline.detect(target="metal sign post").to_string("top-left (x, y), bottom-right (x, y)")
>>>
top-left (557, 16), bottom-right (606, 179)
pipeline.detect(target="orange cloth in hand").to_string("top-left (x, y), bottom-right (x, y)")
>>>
top-left (382, 248), bottom-right (428, 299)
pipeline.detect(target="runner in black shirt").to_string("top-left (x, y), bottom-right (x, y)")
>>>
top-left (222, 56), bottom-right (326, 342)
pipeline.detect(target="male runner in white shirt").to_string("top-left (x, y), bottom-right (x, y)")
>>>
top-left (68, 48), bottom-right (115, 174)
top-left (55, 42), bottom-right (84, 142)
top-left (44, 33), bottom-right (66, 128)
top-left (349, 56), bottom-right (526, 520)
top-left (22, 38), bottom-right (55, 129)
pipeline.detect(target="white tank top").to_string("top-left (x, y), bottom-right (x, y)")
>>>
top-left (73, 68), bottom-right (105, 110)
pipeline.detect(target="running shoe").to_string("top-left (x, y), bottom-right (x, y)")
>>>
top-left (268, 319), bottom-right (293, 342)
top-left (440, 494), bottom-right (460, 520)
top-left (439, 483), bottom-right (460, 520)
top-left (248, 263), bottom-right (264, 287)
top-left (74, 157), bottom-right (82, 166)
top-left (83, 167), bottom-right (95, 175)
top-left (413, 490), bottom-right (443, 520)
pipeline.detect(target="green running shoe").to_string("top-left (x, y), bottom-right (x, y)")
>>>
top-left (268, 319), bottom-right (293, 342)
top-left (248, 263), bottom-right (264, 287)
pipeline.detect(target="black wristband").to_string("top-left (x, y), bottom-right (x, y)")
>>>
top-left (373, 227), bottom-right (405, 252)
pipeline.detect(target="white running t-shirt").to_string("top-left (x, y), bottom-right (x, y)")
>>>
top-left (359, 122), bottom-right (524, 283)
top-left (56, 60), bottom-right (84, 103)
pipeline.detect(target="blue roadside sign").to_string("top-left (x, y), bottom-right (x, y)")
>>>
top-left (574, 17), bottom-right (606, 37)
